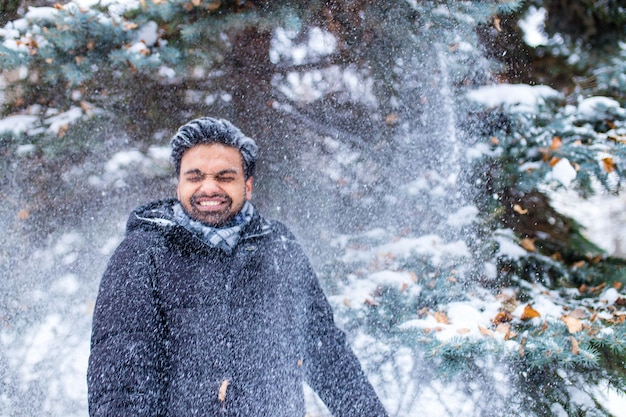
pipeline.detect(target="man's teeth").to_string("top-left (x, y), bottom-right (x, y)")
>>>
top-left (199, 201), bottom-right (221, 206)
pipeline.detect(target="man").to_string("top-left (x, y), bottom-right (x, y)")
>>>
top-left (87, 117), bottom-right (388, 417)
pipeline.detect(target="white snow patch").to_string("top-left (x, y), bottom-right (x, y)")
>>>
top-left (494, 229), bottom-right (527, 259)
top-left (105, 149), bottom-right (146, 173)
top-left (367, 235), bottom-right (470, 265)
top-left (578, 96), bottom-right (621, 118)
top-left (45, 107), bottom-right (84, 135)
top-left (546, 158), bottom-right (577, 187)
top-left (600, 288), bottom-right (620, 305)
top-left (52, 274), bottom-right (80, 295)
top-left (519, 6), bottom-right (548, 47)
top-left (19, 314), bottom-right (64, 383)
top-left (399, 294), bottom-right (501, 342)
top-left (446, 205), bottom-right (478, 227)
top-left (0, 115), bottom-right (38, 135)
top-left (549, 185), bottom-right (626, 256)
top-left (512, 287), bottom-right (562, 320)
top-left (134, 21), bottom-right (158, 46)
top-left (467, 83), bottom-right (561, 112)
top-left (566, 386), bottom-right (597, 410)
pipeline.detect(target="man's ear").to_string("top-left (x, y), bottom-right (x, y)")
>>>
top-left (245, 177), bottom-right (253, 200)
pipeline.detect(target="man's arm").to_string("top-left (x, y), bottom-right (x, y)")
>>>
top-left (299, 257), bottom-right (389, 417)
top-left (87, 234), bottom-right (167, 417)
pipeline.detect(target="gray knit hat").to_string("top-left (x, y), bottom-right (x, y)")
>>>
top-left (171, 117), bottom-right (258, 178)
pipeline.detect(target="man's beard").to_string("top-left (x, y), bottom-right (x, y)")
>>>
top-left (183, 192), bottom-right (244, 227)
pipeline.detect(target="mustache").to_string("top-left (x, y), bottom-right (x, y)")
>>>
top-left (191, 193), bottom-right (231, 204)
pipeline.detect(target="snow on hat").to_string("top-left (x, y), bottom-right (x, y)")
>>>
top-left (171, 117), bottom-right (258, 178)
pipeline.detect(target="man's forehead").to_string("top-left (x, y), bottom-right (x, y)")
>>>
top-left (180, 143), bottom-right (244, 169)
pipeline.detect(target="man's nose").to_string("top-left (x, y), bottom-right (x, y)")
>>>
top-left (199, 178), bottom-right (221, 194)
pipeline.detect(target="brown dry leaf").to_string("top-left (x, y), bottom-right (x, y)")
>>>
top-left (570, 336), bottom-right (580, 355)
top-left (434, 311), bottom-right (449, 325)
top-left (572, 260), bottom-right (586, 268)
top-left (409, 271), bottom-right (418, 282)
top-left (18, 209), bottom-right (30, 221)
top-left (550, 136), bottom-right (563, 150)
top-left (400, 282), bottom-right (409, 293)
top-left (602, 157), bottom-right (615, 173)
top-left (478, 325), bottom-right (493, 337)
top-left (343, 298), bottom-right (351, 308)
top-left (457, 328), bottom-right (471, 334)
top-left (493, 16), bottom-right (502, 32)
top-left (589, 283), bottom-right (607, 293)
top-left (385, 113), bottom-right (399, 125)
top-left (495, 323), bottom-right (518, 340)
top-left (490, 136), bottom-right (500, 145)
top-left (423, 327), bottom-right (443, 333)
top-left (57, 124), bottom-right (69, 138)
top-left (561, 315), bottom-right (583, 334)
top-left (608, 134), bottom-right (626, 144)
top-left (513, 204), bottom-right (528, 215)
top-left (520, 304), bottom-right (541, 321)
top-left (206, 0), bottom-right (221, 10)
top-left (613, 282), bottom-right (623, 291)
top-left (492, 311), bottom-right (513, 325)
top-left (520, 238), bottom-right (537, 252)
top-left (80, 101), bottom-right (94, 113)
top-left (504, 329), bottom-right (518, 340)
top-left (497, 293), bottom-right (519, 312)
top-left (364, 298), bottom-right (379, 307)
top-left (568, 308), bottom-right (587, 319)
top-left (609, 313), bottom-right (626, 324)
top-left (549, 156), bottom-right (561, 167)
top-left (297, 358), bottom-right (303, 367)
top-left (218, 379), bottom-right (229, 403)
top-left (417, 306), bottom-right (429, 317)
top-left (495, 323), bottom-right (511, 334)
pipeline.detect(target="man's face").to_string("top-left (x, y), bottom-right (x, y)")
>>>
top-left (177, 143), bottom-right (253, 227)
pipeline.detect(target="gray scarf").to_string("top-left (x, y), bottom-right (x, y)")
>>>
top-left (172, 201), bottom-right (254, 254)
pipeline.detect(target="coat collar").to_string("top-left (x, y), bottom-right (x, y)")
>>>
top-left (128, 198), bottom-right (273, 245)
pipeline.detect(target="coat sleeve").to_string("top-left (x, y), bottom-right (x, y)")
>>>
top-left (87, 233), bottom-right (167, 417)
top-left (293, 247), bottom-right (388, 417)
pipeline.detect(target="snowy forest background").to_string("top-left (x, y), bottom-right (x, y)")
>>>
top-left (1, 0), bottom-right (625, 416)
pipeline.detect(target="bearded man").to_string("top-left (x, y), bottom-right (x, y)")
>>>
top-left (87, 117), bottom-right (388, 417)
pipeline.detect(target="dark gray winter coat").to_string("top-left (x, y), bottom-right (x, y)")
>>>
top-left (87, 199), bottom-right (387, 417)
